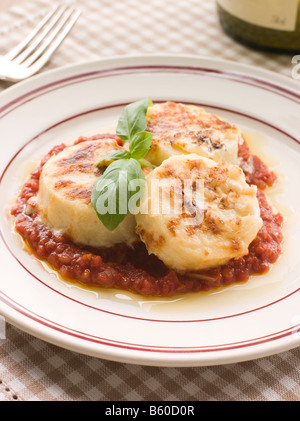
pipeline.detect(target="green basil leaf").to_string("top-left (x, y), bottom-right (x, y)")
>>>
top-left (91, 158), bottom-right (145, 231)
top-left (92, 98), bottom-right (153, 230)
top-left (96, 149), bottom-right (131, 168)
top-left (129, 131), bottom-right (153, 160)
top-left (116, 97), bottom-right (153, 143)
top-left (139, 158), bottom-right (156, 169)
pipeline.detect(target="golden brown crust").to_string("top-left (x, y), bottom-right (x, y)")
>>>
top-left (136, 225), bottom-right (166, 250)
top-left (135, 153), bottom-right (262, 271)
top-left (52, 141), bottom-right (115, 178)
top-left (145, 102), bottom-right (244, 167)
top-left (35, 138), bottom-right (139, 248)
top-left (147, 101), bottom-right (232, 136)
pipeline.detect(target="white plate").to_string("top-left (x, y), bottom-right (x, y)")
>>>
top-left (1, 55), bottom-right (300, 367)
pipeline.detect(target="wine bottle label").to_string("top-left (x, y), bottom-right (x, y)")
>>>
top-left (217, 0), bottom-right (298, 31)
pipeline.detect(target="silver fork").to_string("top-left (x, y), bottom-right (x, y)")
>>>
top-left (0, 4), bottom-right (80, 82)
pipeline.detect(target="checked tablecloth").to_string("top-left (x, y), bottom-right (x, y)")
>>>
top-left (0, 0), bottom-right (299, 402)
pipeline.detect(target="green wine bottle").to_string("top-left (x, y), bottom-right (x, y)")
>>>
top-left (217, 0), bottom-right (300, 53)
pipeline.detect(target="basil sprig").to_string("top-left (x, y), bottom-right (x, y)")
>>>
top-left (92, 98), bottom-right (154, 231)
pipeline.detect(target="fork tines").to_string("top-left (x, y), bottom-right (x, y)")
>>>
top-left (6, 4), bottom-right (80, 67)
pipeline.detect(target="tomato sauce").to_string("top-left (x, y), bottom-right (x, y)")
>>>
top-left (10, 139), bottom-right (284, 297)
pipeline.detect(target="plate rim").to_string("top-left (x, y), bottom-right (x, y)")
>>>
top-left (1, 54), bottom-right (300, 367)
top-left (1, 53), bottom-right (299, 115)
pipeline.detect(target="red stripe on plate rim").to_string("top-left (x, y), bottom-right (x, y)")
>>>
top-left (0, 64), bottom-right (299, 119)
top-left (0, 63), bottom-right (300, 355)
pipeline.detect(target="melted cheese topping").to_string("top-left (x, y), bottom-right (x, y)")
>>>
top-left (145, 101), bottom-right (243, 166)
top-left (34, 139), bottom-right (138, 247)
top-left (135, 154), bottom-right (262, 272)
